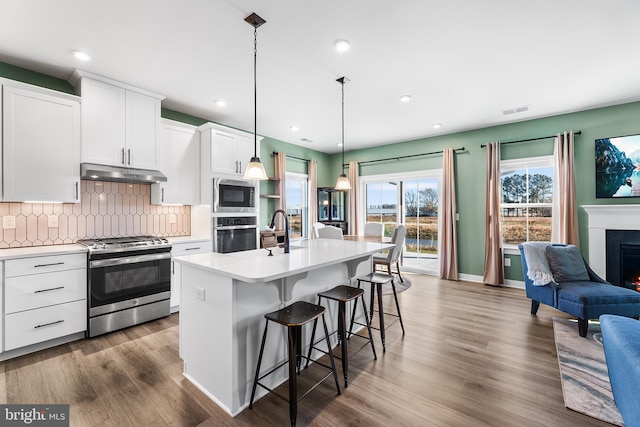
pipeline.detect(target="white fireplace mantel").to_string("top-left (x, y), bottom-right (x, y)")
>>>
top-left (582, 204), bottom-right (640, 278)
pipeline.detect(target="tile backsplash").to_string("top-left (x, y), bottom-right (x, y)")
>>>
top-left (0, 180), bottom-right (191, 248)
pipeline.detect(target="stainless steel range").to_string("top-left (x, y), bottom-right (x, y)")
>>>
top-left (77, 235), bottom-right (172, 337)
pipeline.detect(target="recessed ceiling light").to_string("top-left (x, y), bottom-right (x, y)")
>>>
top-left (333, 39), bottom-right (351, 52)
top-left (290, 125), bottom-right (299, 132)
top-left (215, 100), bottom-right (226, 107)
top-left (433, 123), bottom-right (442, 129)
top-left (336, 142), bottom-right (343, 146)
top-left (72, 50), bottom-right (91, 61)
top-left (399, 95), bottom-right (412, 103)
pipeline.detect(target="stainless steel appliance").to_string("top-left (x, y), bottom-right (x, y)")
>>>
top-left (80, 162), bottom-right (167, 184)
top-left (77, 235), bottom-right (172, 337)
top-left (213, 216), bottom-right (258, 253)
top-left (213, 178), bottom-right (257, 213)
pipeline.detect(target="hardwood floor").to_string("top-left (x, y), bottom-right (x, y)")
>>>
top-left (0, 275), bottom-right (614, 426)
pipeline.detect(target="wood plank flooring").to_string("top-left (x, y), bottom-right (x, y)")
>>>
top-left (0, 275), bottom-right (614, 426)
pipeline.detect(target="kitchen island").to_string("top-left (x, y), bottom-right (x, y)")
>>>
top-left (174, 238), bottom-right (393, 416)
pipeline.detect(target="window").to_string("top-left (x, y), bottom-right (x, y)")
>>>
top-left (285, 172), bottom-right (308, 239)
top-left (501, 156), bottom-right (553, 246)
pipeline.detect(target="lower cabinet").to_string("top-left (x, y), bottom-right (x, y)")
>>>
top-left (171, 240), bottom-right (211, 312)
top-left (3, 253), bottom-right (87, 353)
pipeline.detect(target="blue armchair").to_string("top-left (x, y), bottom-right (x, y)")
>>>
top-left (519, 243), bottom-right (640, 337)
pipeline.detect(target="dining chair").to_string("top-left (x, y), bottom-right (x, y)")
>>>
top-left (363, 222), bottom-right (384, 237)
top-left (373, 225), bottom-right (407, 281)
top-left (317, 226), bottom-right (344, 240)
top-left (312, 222), bottom-right (326, 239)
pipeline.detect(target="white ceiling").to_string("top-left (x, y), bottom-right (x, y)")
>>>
top-left (1, 0), bottom-right (639, 154)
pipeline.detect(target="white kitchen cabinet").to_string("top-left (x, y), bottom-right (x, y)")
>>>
top-left (3, 253), bottom-right (87, 352)
top-left (69, 69), bottom-right (164, 170)
top-left (1, 80), bottom-right (80, 202)
top-left (170, 239), bottom-right (211, 313)
top-left (199, 122), bottom-right (261, 178)
top-left (151, 119), bottom-right (200, 205)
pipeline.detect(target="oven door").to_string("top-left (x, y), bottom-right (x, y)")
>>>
top-left (213, 226), bottom-right (258, 253)
top-left (214, 179), bottom-right (256, 213)
top-left (88, 249), bottom-right (171, 316)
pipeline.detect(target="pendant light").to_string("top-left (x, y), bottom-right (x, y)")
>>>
top-left (335, 76), bottom-right (351, 190)
top-left (243, 13), bottom-right (268, 181)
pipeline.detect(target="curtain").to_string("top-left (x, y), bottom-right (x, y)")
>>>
top-left (274, 152), bottom-right (287, 231)
top-left (483, 142), bottom-right (504, 286)
top-left (348, 161), bottom-right (359, 235)
top-left (551, 131), bottom-right (579, 245)
top-left (440, 148), bottom-right (458, 280)
top-left (308, 159), bottom-right (318, 239)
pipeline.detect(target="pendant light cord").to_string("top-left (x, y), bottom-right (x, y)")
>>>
top-left (341, 80), bottom-right (345, 175)
top-left (253, 27), bottom-right (258, 157)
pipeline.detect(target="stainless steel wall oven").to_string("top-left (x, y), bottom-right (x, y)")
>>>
top-left (213, 216), bottom-right (258, 253)
top-left (78, 236), bottom-right (172, 337)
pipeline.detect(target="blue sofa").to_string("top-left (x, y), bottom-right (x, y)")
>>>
top-left (519, 243), bottom-right (640, 337)
top-left (600, 314), bottom-right (640, 427)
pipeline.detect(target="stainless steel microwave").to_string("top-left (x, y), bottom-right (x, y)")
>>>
top-left (213, 178), bottom-right (257, 213)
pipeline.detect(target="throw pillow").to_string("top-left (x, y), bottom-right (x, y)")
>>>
top-left (545, 245), bottom-right (590, 282)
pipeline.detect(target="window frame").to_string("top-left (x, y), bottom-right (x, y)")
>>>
top-left (500, 155), bottom-right (554, 250)
top-left (284, 171), bottom-right (309, 240)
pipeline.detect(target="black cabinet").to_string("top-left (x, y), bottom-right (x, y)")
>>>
top-left (317, 187), bottom-right (347, 233)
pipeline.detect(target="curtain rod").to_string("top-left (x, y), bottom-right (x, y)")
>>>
top-left (342, 147), bottom-right (465, 167)
top-left (271, 151), bottom-right (309, 162)
top-left (480, 131), bottom-right (582, 148)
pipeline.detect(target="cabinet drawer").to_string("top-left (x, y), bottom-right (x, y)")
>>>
top-left (172, 241), bottom-right (211, 256)
top-left (5, 253), bottom-right (86, 277)
top-left (4, 300), bottom-right (87, 351)
top-left (5, 268), bottom-right (87, 314)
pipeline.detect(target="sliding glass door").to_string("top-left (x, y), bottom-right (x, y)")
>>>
top-left (362, 171), bottom-right (441, 275)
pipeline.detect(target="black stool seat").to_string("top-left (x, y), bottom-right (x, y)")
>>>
top-left (317, 285), bottom-right (365, 302)
top-left (351, 272), bottom-right (405, 352)
top-left (250, 301), bottom-right (340, 427)
top-left (307, 285), bottom-right (376, 388)
top-left (265, 300), bottom-right (326, 326)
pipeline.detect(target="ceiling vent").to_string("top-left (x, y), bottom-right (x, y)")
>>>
top-left (502, 105), bottom-right (531, 116)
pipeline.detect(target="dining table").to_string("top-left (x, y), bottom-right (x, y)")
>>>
top-left (343, 234), bottom-right (391, 243)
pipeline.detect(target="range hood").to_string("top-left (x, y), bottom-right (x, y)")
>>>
top-left (80, 163), bottom-right (167, 184)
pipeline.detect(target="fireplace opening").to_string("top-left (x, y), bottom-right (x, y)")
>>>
top-left (621, 244), bottom-right (640, 291)
top-left (606, 229), bottom-right (640, 288)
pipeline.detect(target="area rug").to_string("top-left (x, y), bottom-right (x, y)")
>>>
top-left (553, 317), bottom-right (624, 426)
top-left (381, 274), bottom-right (411, 295)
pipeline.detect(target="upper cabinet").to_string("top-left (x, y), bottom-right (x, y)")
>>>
top-left (1, 79), bottom-right (80, 202)
top-left (151, 119), bottom-right (200, 205)
top-left (69, 70), bottom-right (165, 170)
top-left (199, 122), bottom-right (260, 178)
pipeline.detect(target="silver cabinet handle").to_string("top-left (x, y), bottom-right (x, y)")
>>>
top-left (238, 160), bottom-right (242, 174)
top-left (75, 181), bottom-right (79, 201)
top-left (127, 149), bottom-right (131, 165)
top-left (34, 286), bottom-right (64, 294)
top-left (35, 320), bottom-right (64, 329)
top-left (161, 188), bottom-right (165, 203)
top-left (184, 247), bottom-right (201, 251)
top-left (121, 148), bottom-right (125, 165)
top-left (34, 262), bottom-right (64, 268)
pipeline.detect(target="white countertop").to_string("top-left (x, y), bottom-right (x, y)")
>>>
top-left (174, 239), bottom-right (394, 283)
top-left (0, 244), bottom-right (87, 260)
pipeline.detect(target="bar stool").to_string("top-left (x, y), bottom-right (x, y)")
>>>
top-left (350, 272), bottom-right (405, 351)
top-left (305, 285), bottom-right (377, 387)
top-left (249, 301), bottom-right (341, 427)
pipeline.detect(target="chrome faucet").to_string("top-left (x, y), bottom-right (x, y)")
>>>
top-left (269, 209), bottom-right (290, 254)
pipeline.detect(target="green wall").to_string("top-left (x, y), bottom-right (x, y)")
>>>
top-left (338, 101), bottom-right (640, 280)
top-left (4, 60), bottom-right (639, 282)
